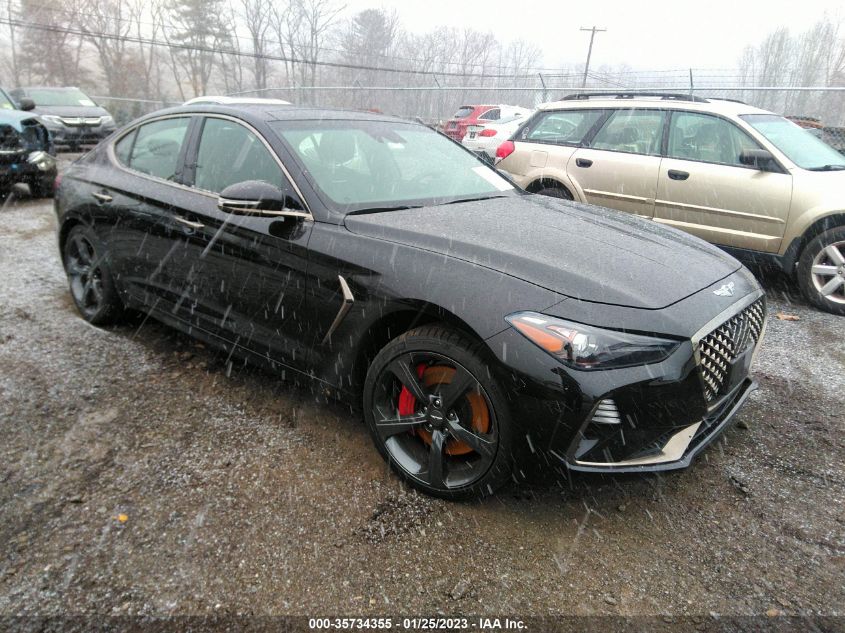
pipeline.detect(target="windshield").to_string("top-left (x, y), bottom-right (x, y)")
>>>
top-left (25, 88), bottom-right (97, 107)
top-left (272, 120), bottom-right (515, 213)
top-left (0, 89), bottom-right (16, 110)
top-left (741, 114), bottom-right (845, 170)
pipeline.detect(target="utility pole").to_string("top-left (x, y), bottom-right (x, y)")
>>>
top-left (580, 26), bottom-right (607, 89)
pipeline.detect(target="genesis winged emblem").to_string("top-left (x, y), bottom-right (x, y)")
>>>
top-left (713, 282), bottom-right (735, 297)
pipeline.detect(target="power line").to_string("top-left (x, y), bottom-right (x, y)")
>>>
top-left (1, 16), bottom-right (564, 80)
top-left (8, 1), bottom-right (571, 77)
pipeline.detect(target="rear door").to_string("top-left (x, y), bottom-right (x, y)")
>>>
top-left (654, 111), bottom-right (792, 253)
top-left (94, 115), bottom-right (198, 309)
top-left (569, 108), bottom-right (666, 218)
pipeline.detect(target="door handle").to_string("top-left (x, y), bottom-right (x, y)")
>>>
top-left (575, 158), bottom-right (593, 168)
top-left (174, 216), bottom-right (204, 230)
top-left (668, 169), bottom-right (690, 181)
top-left (91, 191), bottom-right (112, 204)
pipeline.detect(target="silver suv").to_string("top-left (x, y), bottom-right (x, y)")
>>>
top-left (496, 93), bottom-right (845, 315)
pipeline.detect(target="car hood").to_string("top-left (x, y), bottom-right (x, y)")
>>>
top-left (0, 109), bottom-right (39, 131)
top-left (33, 105), bottom-right (111, 118)
top-left (344, 195), bottom-right (742, 310)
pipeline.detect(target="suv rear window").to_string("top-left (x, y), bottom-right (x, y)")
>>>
top-left (520, 110), bottom-right (603, 145)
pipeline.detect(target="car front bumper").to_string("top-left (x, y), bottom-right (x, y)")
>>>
top-left (0, 150), bottom-right (57, 185)
top-left (45, 124), bottom-right (115, 146)
top-left (484, 285), bottom-right (766, 475)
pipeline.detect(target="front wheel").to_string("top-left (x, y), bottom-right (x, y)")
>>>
top-left (534, 186), bottom-right (573, 200)
top-left (29, 172), bottom-right (56, 198)
top-left (363, 325), bottom-right (513, 500)
top-left (797, 227), bottom-right (845, 315)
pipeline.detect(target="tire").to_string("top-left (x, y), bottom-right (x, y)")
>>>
top-left (29, 172), bottom-right (55, 198)
top-left (63, 224), bottom-right (124, 325)
top-left (534, 186), bottom-right (573, 200)
top-left (363, 325), bottom-right (514, 500)
top-left (797, 226), bottom-right (845, 316)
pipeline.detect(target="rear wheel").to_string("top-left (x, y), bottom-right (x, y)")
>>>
top-left (363, 325), bottom-right (513, 500)
top-left (797, 227), bottom-right (845, 315)
top-left (63, 224), bottom-right (124, 324)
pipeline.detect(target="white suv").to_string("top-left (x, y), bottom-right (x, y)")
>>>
top-left (496, 93), bottom-right (845, 315)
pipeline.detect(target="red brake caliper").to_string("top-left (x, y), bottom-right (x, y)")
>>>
top-left (397, 363), bottom-right (426, 417)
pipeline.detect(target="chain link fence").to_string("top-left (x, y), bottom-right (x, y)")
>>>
top-left (92, 85), bottom-right (845, 152)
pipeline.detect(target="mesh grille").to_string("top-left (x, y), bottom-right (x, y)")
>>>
top-left (697, 298), bottom-right (765, 403)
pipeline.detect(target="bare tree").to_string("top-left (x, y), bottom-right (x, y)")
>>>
top-left (240, 0), bottom-right (273, 90)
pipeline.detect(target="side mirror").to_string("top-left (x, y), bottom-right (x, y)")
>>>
top-left (18, 97), bottom-right (35, 111)
top-left (739, 149), bottom-right (777, 171)
top-left (217, 180), bottom-right (307, 218)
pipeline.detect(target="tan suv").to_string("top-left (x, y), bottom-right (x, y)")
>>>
top-left (496, 92), bottom-right (845, 315)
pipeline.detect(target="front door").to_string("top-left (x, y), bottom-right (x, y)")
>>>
top-left (569, 108), bottom-right (666, 218)
top-left (169, 115), bottom-right (313, 370)
top-left (654, 111), bottom-right (792, 253)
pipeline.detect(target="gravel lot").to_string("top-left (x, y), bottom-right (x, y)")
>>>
top-left (0, 164), bottom-right (843, 621)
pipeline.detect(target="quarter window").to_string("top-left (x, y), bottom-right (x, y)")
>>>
top-left (113, 130), bottom-right (136, 166)
top-left (126, 117), bottom-right (190, 181)
top-left (194, 118), bottom-right (283, 194)
top-left (668, 112), bottom-right (759, 167)
top-left (522, 109), bottom-right (604, 145)
top-left (591, 109), bottom-right (665, 155)
top-left (479, 108), bottom-right (500, 121)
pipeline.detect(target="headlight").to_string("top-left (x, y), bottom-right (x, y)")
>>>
top-left (40, 115), bottom-right (64, 126)
top-left (101, 115), bottom-right (115, 126)
top-left (506, 312), bottom-right (680, 370)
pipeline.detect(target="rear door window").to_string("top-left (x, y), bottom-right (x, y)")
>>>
top-left (479, 108), bottom-right (501, 121)
top-left (126, 117), bottom-right (191, 181)
top-left (590, 109), bottom-right (665, 156)
top-left (520, 109), bottom-right (604, 146)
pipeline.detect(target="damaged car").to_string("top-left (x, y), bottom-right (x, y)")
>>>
top-left (55, 105), bottom-right (766, 499)
top-left (0, 87), bottom-right (57, 198)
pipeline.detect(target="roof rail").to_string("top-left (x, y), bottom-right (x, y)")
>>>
top-left (709, 97), bottom-right (748, 105)
top-left (559, 92), bottom-right (709, 103)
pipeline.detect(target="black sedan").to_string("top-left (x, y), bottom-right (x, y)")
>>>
top-left (55, 104), bottom-right (766, 499)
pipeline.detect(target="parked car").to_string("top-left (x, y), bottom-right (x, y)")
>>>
top-left (496, 92), bottom-right (845, 315)
top-left (0, 86), bottom-right (57, 198)
top-left (11, 87), bottom-right (116, 150)
top-left (462, 111), bottom-right (532, 160)
top-left (442, 104), bottom-right (530, 142)
top-left (56, 104), bottom-right (765, 499)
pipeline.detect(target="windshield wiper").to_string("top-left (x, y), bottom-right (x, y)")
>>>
top-left (440, 194), bottom-right (511, 206)
top-left (808, 164), bottom-right (845, 171)
top-left (346, 204), bottom-right (422, 216)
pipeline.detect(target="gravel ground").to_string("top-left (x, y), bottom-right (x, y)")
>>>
top-left (0, 171), bottom-right (843, 620)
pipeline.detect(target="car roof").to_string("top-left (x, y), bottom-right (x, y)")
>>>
top-left (538, 96), bottom-right (774, 117)
top-left (138, 104), bottom-right (414, 125)
top-left (183, 95), bottom-right (292, 106)
top-left (16, 86), bottom-right (85, 92)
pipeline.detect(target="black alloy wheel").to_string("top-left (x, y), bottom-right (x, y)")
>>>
top-left (63, 224), bottom-right (123, 324)
top-left (363, 325), bottom-right (513, 499)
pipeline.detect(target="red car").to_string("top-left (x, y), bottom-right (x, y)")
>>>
top-left (442, 105), bottom-right (500, 142)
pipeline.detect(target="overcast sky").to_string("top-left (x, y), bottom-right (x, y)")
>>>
top-left (342, 0), bottom-right (842, 70)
